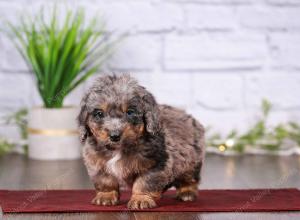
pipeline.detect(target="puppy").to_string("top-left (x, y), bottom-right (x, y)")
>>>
top-left (78, 74), bottom-right (205, 209)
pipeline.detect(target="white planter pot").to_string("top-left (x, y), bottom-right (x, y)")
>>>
top-left (28, 107), bottom-right (81, 160)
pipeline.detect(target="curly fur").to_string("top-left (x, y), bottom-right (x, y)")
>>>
top-left (78, 74), bottom-right (205, 209)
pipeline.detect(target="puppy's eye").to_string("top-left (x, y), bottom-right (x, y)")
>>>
top-left (126, 109), bottom-right (135, 116)
top-left (92, 109), bottom-right (104, 119)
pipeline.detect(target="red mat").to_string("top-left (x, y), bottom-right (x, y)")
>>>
top-left (0, 189), bottom-right (300, 213)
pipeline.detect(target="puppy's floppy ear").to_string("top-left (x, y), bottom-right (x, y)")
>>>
top-left (142, 91), bottom-right (160, 135)
top-left (77, 94), bottom-right (90, 143)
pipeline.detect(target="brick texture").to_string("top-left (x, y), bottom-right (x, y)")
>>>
top-left (0, 0), bottom-right (299, 135)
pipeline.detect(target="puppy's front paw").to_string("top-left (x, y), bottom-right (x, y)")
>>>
top-left (127, 194), bottom-right (157, 209)
top-left (91, 190), bottom-right (119, 206)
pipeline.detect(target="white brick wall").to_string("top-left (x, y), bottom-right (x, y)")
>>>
top-left (164, 33), bottom-right (267, 70)
top-left (109, 35), bottom-right (161, 70)
top-left (238, 6), bottom-right (300, 30)
top-left (0, 0), bottom-right (300, 138)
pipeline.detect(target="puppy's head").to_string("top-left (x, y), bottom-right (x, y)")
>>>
top-left (78, 74), bottom-right (160, 151)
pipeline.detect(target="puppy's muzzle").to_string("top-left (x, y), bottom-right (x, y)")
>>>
top-left (109, 130), bottom-right (121, 142)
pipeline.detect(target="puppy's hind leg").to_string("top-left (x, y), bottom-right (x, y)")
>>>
top-left (175, 162), bottom-right (202, 202)
top-left (176, 182), bottom-right (198, 202)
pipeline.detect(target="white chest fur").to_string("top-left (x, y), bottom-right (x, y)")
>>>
top-left (106, 152), bottom-right (123, 180)
top-left (106, 153), bottom-right (129, 189)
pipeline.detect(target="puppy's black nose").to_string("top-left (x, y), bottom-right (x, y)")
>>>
top-left (110, 131), bottom-right (121, 142)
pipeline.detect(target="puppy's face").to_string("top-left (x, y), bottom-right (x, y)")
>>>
top-left (87, 97), bottom-right (145, 151)
top-left (78, 75), bottom-right (160, 151)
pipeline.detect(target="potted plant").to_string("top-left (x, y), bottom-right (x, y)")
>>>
top-left (7, 8), bottom-right (113, 160)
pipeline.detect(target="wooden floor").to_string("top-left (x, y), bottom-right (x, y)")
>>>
top-left (0, 153), bottom-right (300, 219)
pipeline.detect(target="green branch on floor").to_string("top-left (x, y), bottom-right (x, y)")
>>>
top-left (0, 108), bottom-right (28, 156)
top-left (207, 99), bottom-right (300, 154)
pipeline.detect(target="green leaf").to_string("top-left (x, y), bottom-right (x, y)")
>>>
top-left (5, 7), bottom-right (116, 108)
top-left (262, 99), bottom-right (272, 118)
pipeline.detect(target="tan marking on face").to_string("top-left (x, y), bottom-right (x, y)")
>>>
top-left (89, 122), bottom-right (109, 142)
top-left (100, 103), bottom-right (109, 112)
top-left (99, 129), bottom-right (109, 141)
top-left (123, 124), bottom-right (136, 139)
top-left (123, 123), bottom-right (144, 141)
top-left (122, 103), bottom-right (128, 113)
top-left (138, 124), bottom-right (144, 136)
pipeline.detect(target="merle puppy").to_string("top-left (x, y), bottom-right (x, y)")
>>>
top-left (78, 74), bottom-right (205, 209)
